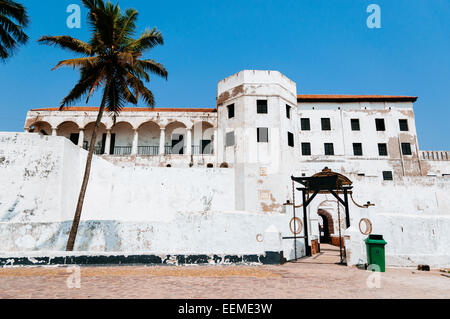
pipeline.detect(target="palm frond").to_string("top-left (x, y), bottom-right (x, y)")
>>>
top-left (38, 36), bottom-right (93, 55)
top-left (52, 56), bottom-right (100, 71)
top-left (0, 0), bottom-right (29, 26)
top-left (124, 28), bottom-right (164, 52)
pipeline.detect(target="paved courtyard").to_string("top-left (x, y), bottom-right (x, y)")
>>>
top-left (0, 245), bottom-right (448, 299)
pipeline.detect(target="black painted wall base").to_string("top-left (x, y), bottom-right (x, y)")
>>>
top-left (0, 251), bottom-right (282, 267)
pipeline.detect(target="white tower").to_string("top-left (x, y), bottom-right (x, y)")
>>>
top-left (216, 70), bottom-right (299, 214)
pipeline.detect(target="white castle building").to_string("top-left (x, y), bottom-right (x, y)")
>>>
top-left (1, 70), bottom-right (449, 267)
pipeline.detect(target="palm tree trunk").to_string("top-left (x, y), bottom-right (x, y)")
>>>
top-left (66, 96), bottom-right (107, 251)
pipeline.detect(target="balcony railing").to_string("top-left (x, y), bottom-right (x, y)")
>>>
top-left (83, 145), bottom-right (214, 156)
top-left (420, 151), bottom-right (450, 161)
top-left (113, 146), bottom-right (132, 156)
top-left (138, 146), bottom-right (159, 156)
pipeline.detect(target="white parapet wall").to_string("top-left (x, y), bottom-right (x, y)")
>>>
top-left (0, 133), bottom-right (291, 261)
top-left (1, 132), bottom-right (449, 267)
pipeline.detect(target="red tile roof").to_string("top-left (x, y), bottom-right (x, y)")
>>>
top-left (297, 95), bottom-right (418, 103)
top-left (30, 107), bottom-right (217, 113)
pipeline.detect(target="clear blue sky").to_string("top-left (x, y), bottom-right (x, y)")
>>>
top-left (1, 0), bottom-right (449, 150)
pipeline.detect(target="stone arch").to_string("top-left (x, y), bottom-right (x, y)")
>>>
top-left (29, 121), bottom-right (52, 136)
top-left (138, 121), bottom-right (160, 155)
top-left (192, 121), bottom-right (214, 155)
top-left (317, 209), bottom-right (335, 244)
top-left (57, 121), bottom-right (80, 144)
top-left (111, 122), bottom-right (134, 155)
top-left (220, 162), bottom-right (229, 168)
top-left (165, 121), bottom-right (187, 155)
top-left (84, 122), bottom-right (107, 151)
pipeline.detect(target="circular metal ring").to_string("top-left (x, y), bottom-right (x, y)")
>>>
top-left (256, 234), bottom-right (264, 242)
top-left (290, 217), bottom-right (303, 235)
top-left (359, 218), bottom-right (373, 235)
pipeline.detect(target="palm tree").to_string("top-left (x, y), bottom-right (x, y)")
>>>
top-left (0, 0), bottom-right (29, 60)
top-left (38, 0), bottom-right (168, 251)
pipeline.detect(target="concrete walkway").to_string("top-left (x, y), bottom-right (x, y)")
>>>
top-left (0, 248), bottom-right (448, 299)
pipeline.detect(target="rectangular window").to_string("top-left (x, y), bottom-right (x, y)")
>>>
top-left (351, 119), bottom-right (360, 131)
top-left (301, 143), bottom-right (311, 156)
top-left (227, 104), bottom-right (235, 119)
top-left (375, 119), bottom-right (386, 131)
top-left (378, 143), bottom-right (388, 156)
top-left (286, 105), bottom-right (291, 119)
top-left (321, 118), bottom-right (331, 131)
top-left (324, 143), bottom-right (334, 156)
top-left (353, 143), bottom-right (363, 156)
top-left (301, 118), bottom-right (311, 131)
top-left (257, 128), bottom-right (269, 143)
top-left (287, 132), bottom-right (294, 147)
top-left (401, 143), bottom-right (412, 155)
top-left (383, 171), bottom-right (393, 181)
top-left (399, 119), bottom-right (409, 131)
top-left (257, 100), bottom-right (268, 114)
top-left (226, 131), bottom-right (235, 147)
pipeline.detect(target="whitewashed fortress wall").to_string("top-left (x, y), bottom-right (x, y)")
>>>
top-left (0, 70), bottom-right (449, 266)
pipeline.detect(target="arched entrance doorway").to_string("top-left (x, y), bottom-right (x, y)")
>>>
top-left (317, 209), bottom-right (334, 244)
top-left (287, 167), bottom-right (354, 264)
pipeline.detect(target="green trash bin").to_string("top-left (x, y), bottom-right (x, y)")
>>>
top-left (365, 234), bottom-right (387, 272)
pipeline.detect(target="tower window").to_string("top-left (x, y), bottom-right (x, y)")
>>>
top-left (257, 128), bottom-right (269, 143)
top-left (324, 143), bottom-right (334, 155)
top-left (287, 132), bottom-right (294, 147)
top-left (401, 143), bottom-right (412, 155)
top-left (321, 118), bottom-right (331, 131)
top-left (399, 119), bottom-right (409, 131)
top-left (378, 143), bottom-right (388, 156)
top-left (353, 143), bottom-right (363, 156)
top-left (383, 171), bottom-right (393, 181)
top-left (301, 143), bottom-right (311, 156)
top-left (351, 119), bottom-right (360, 131)
top-left (286, 105), bottom-right (291, 119)
top-left (301, 118), bottom-right (311, 131)
top-left (375, 119), bottom-right (386, 131)
top-left (257, 100), bottom-right (268, 114)
top-left (226, 132), bottom-right (235, 147)
top-left (227, 104), bottom-right (235, 119)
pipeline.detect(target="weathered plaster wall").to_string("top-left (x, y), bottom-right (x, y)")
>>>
top-left (0, 133), bottom-right (296, 258)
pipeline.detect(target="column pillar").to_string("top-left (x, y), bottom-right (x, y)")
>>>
top-left (78, 129), bottom-right (85, 148)
top-left (104, 129), bottom-right (111, 155)
top-left (51, 128), bottom-right (57, 136)
top-left (132, 129), bottom-right (139, 155)
top-left (186, 128), bottom-right (192, 156)
top-left (159, 128), bottom-right (165, 155)
top-left (213, 129), bottom-right (218, 156)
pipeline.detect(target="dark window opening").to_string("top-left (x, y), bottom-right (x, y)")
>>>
top-left (399, 119), bottom-right (409, 131)
top-left (353, 143), bottom-right (363, 156)
top-left (401, 143), bottom-right (412, 155)
top-left (69, 133), bottom-right (79, 145)
top-left (257, 128), bottom-right (269, 143)
top-left (227, 104), bottom-right (235, 119)
top-left (351, 119), bottom-right (360, 131)
top-left (287, 132), bottom-right (294, 147)
top-left (378, 143), bottom-right (388, 156)
top-left (301, 143), bottom-right (311, 156)
top-left (375, 119), bottom-right (386, 131)
top-left (321, 118), bottom-right (331, 131)
top-left (172, 134), bottom-right (184, 154)
top-left (286, 105), bottom-right (291, 119)
top-left (201, 139), bottom-right (212, 154)
top-left (383, 171), bottom-right (393, 181)
top-left (301, 118), bottom-right (311, 131)
top-left (257, 100), bottom-right (268, 114)
top-left (324, 143), bottom-right (334, 156)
